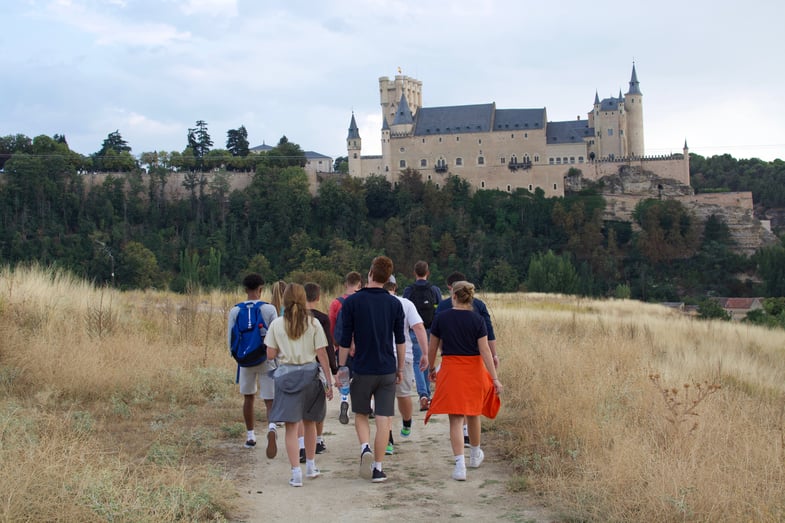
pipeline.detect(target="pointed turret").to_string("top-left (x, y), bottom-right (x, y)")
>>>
top-left (347, 112), bottom-right (360, 140)
top-left (392, 94), bottom-right (414, 126)
top-left (347, 112), bottom-right (362, 177)
top-left (594, 90), bottom-right (600, 105)
top-left (627, 63), bottom-right (642, 95)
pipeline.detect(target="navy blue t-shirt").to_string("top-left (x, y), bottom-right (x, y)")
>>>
top-left (435, 296), bottom-right (496, 341)
top-left (430, 308), bottom-right (488, 356)
top-left (338, 287), bottom-right (405, 375)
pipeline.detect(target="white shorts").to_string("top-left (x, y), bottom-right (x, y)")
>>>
top-left (395, 359), bottom-right (416, 398)
top-left (238, 359), bottom-right (276, 399)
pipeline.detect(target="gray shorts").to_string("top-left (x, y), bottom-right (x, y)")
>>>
top-left (395, 360), bottom-right (415, 398)
top-left (238, 359), bottom-right (275, 399)
top-left (351, 372), bottom-right (396, 417)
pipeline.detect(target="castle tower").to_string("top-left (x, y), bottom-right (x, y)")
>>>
top-left (390, 93), bottom-right (414, 137)
top-left (624, 63), bottom-right (644, 157)
top-left (347, 112), bottom-right (362, 177)
top-left (683, 139), bottom-right (691, 186)
top-left (379, 74), bottom-right (422, 127)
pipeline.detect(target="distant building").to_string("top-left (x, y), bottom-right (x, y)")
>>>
top-left (250, 142), bottom-right (334, 193)
top-left (346, 64), bottom-right (689, 195)
top-left (715, 297), bottom-right (764, 321)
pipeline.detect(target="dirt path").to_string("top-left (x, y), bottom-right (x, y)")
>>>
top-left (228, 396), bottom-right (558, 522)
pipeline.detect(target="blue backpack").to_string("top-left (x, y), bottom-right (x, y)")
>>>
top-left (230, 301), bottom-right (269, 367)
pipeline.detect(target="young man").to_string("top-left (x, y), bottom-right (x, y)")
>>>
top-left (402, 260), bottom-right (442, 411)
top-left (383, 275), bottom-right (429, 455)
top-left (337, 256), bottom-right (405, 483)
top-left (227, 273), bottom-right (279, 457)
top-left (329, 271), bottom-right (362, 424)
top-left (434, 271), bottom-right (499, 447)
top-left (304, 282), bottom-right (337, 456)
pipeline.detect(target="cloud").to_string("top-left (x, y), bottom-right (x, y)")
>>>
top-left (179, 0), bottom-right (237, 17)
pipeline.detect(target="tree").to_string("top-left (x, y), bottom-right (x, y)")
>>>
top-left (226, 125), bottom-right (249, 157)
top-left (484, 260), bottom-right (519, 292)
top-left (633, 199), bottom-right (700, 264)
top-left (187, 120), bottom-right (213, 170)
top-left (334, 156), bottom-right (349, 174)
top-left (525, 250), bottom-right (579, 294)
top-left (754, 242), bottom-right (785, 297)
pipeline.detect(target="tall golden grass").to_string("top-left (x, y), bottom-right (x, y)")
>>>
top-left (2, 265), bottom-right (784, 521)
top-left (487, 292), bottom-right (785, 522)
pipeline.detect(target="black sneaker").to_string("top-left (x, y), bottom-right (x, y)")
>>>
top-left (371, 468), bottom-right (387, 483)
top-left (359, 446), bottom-right (373, 479)
top-left (299, 448), bottom-right (306, 463)
top-left (339, 400), bottom-right (349, 424)
top-left (244, 439), bottom-right (256, 449)
top-left (315, 441), bottom-right (326, 454)
top-left (464, 435), bottom-right (470, 448)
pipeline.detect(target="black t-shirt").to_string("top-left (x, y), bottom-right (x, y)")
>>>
top-left (430, 308), bottom-right (488, 356)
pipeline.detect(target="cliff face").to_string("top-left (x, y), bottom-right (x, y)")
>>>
top-left (567, 166), bottom-right (779, 257)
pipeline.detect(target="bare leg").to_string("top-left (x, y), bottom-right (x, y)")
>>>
top-left (449, 414), bottom-right (465, 456)
top-left (373, 415), bottom-right (392, 461)
top-left (243, 394), bottom-right (255, 430)
top-left (397, 395), bottom-right (413, 422)
top-left (303, 420), bottom-right (318, 460)
top-left (466, 415), bottom-right (481, 447)
top-left (355, 413), bottom-right (371, 445)
top-left (284, 422), bottom-right (300, 467)
top-left (263, 399), bottom-right (273, 424)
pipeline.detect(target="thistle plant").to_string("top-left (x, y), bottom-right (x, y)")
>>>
top-left (649, 373), bottom-right (721, 435)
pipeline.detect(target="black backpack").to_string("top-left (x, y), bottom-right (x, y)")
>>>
top-left (408, 284), bottom-right (436, 328)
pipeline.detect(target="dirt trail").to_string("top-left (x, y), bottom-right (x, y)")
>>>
top-left (228, 396), bottom-right (558, 522)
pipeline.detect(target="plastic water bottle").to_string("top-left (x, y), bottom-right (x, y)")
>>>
top-left (337, 366), bottom-right (350, 396)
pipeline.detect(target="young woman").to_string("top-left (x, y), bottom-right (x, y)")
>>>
top-left (265, 283), bottom-right (333, 487)
top-left (425, 281), bottom-right (502, 481)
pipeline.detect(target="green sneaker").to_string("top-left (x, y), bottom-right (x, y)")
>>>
top-left (385, 443), bottom-right (394, 455)
top-left (400, 426), bottom-right (411, 438)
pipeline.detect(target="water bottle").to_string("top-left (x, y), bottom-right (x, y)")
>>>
top-left (337, 366), bottom-right (350, 396)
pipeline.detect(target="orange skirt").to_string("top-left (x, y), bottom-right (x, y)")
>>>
top-left (424, 355), bottom-right (500, 424)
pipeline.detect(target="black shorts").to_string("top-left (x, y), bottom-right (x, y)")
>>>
top-left (350, 372), bottom-right (396, 417)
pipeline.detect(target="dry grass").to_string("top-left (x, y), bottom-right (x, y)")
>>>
top-left (486, 292), bottom-right (785, 522)
top-left (3, 268), bottom-right (784, 521)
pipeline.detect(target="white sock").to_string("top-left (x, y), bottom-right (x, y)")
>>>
top-left (268, 422), bottom-right (276, 431)
top-left (470, 445), bottom-right (481, 458)
top-left (291, 466), bottom-right (300, 473)
top-left (306, 459), bottom-right (315, 468)
top-left (298, 436), bottom-right (305, 449)
top-left (316, 436), bottom-right (324, 444)
top-left (455, 455), bottom-right (465, 467)
top-left (247, 430), bottom-right (255, 441)
top-left (372, 461), bottom-right (382, 472)
top-left (361, 443), bottom-right (370, 453)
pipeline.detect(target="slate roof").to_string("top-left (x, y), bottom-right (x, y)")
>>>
top-left (493, 108), bottom-right (545, 131)
top-left (546, 119), bottom-right (594, 144)
top-left (413, 103), bottom-right (494, 135)
top-left (599, 96), bottom-right (622, 111)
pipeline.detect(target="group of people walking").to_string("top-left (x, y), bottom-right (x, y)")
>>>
top-left (227, 257), bottom-right (503, 487)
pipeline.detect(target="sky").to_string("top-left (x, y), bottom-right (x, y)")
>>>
top-left (3, 0), bottom-right (785, 163)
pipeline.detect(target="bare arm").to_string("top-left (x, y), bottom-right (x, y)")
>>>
top-left (427, 334), bottom-right (441, 381)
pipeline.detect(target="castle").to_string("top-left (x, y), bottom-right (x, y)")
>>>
top-left (346, 64), bottom-right (690, 196)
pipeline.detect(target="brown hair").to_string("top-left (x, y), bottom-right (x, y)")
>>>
top-left (271, 280), bottom-right (286, 312)
top-left (304, 282), bottom-right (321, 302)
top-left (451, 280), bottom-right (475, 305)
top-left (369, 256), bottom-right (393, 284)
top-left (283, 283), bottom-right (309, 340)
top-left (414, 260), bottom-right (429, 277)
top-left (345, 271), bottom-right (362, 288)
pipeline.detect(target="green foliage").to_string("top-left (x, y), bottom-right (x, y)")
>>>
top-left (697, 299), bottom-right (731, 321)
top-left (525, 250), bottom-right (579, 294)
top-left (226, 125), bottom-right (249, 157)
top-left (484, 260), bottom-right (519, 292)
top-left (754, 242), bottom-right (785, 297)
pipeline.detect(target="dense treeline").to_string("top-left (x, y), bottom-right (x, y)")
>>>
top-left (1, 131), bottom-right (784, 307)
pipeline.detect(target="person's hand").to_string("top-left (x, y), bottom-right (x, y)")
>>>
top-left (325, 387), bottom-right (333, 400)
top-left (429, 369), bottom-right (437, 382)
top-left (419, 355), bottom-right (429, 372)
top-left (395, 369), bottom-right (403, 384)
top-left (492, 378), bottom-right (503, 395)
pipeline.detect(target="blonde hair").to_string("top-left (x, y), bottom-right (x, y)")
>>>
top-left (271, 280), bottom-right (286, 313)
top-left (283, 283), bottom-right (309, 340)
top-left (451, 280), bottom-right (475, 305)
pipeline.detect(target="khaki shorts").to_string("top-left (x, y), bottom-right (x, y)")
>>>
top-left (238, 359), bottom-right (276, 399)
top-left (395, 359), bottom-right (415, 398)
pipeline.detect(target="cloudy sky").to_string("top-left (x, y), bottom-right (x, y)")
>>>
top-left (3, 0), bottom-right (784, 162)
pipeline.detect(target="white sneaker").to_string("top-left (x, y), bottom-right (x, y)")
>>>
top-left (289, 467), bottom-right (303, 487)
top-left (452, 463), bottom-right (467, 481)
top-left (469, 448), bottom-right (484, 468)
top-left (306, 465), bottom-right (321, 479)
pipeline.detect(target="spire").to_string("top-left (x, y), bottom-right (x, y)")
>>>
top-left (684, 139), bottom-right (688, 149)
top-left (594, 90), bottom-right (600, 105)
top-left (347, 112), bottom-right (360, 140)
top-left (627, 63), bottom-right (642, 95)
top-left (392, 93), bottom-right (414, 125)
top-left (618, 88), bottom-right (623, 100)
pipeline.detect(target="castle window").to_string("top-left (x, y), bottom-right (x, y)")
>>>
top-left (563, 157), bottom-right (568, 163)
top-left (570, 157), bottom-right (575, 164)
top-left (525, 133), bottom-right (528, 139)
top-left (578, 156), bottom-right (584, 163)
top-left (478, 156), bottom-right (485, 165)
top-left (507, 185), bottom-right (511, 192)
top-left (511, 134), bottom-right (514, 138)
top-left (353, 153), bottom-right (357, 159)
top-left (553, 183), bottom-right (558, 190)
top-left (456, 136), bottom-right (460, 141)
top-left (478, 139), bottom-right (482, 144)
top-left (439, 137), bottom-right (442, 142)
top-left (549, 158), bottom-right (554, 165)
top-left (528, 184), bottom-right (533, 191)
top-left (385, 166), bottom-right (389, 172)
top-left (436, 183), bottom-right (440, 189)
top-left (400, 147), bottom-right (405, 152)
top-left (500, 157), bottom-right (505, 164)
top-left (456, 157), bottom-right (463, 166)
top-left (422, 138), bottom-right (425, 143)
top-left (400, 160), bottom-right (406, 168)
top-left (619, 130), bottom-right (624, 136)
top-left (534, 155), bottom-right (539, 162)
top-left (608, 129), bottom-right (613, 136)
top-left (420, 159), bottom-right (427, 167)
top-left (481, 181), bottom-right (486, 188)
top-left (556, 158), bottom-right (561, 164)
top-left (427, 175), bottom-right (432, 181)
